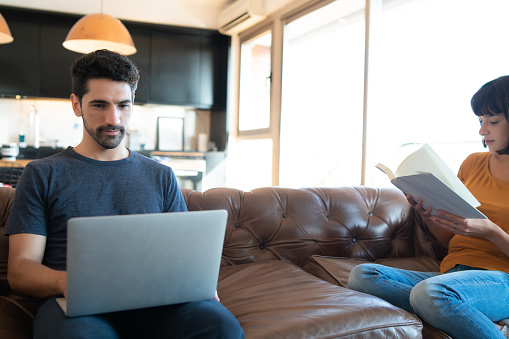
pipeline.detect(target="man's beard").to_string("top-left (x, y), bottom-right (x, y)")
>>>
top-left (82, 117), bottom-right (126, 150)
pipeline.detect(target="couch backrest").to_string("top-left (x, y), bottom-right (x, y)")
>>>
top-left (181, 186), bottom-right (445, 268)
top-left (0, 186), bottom-right (444, 290)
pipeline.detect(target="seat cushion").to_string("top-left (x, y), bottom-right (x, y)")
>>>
top-left (0, 296), bottom-right (36, 339)
top-left (303, 255), bottom-right (441, 287)
top-left (218, 261), bottom-right (422, 338)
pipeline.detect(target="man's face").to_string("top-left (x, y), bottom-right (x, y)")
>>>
top-left (72, 78), bottom-right (133, 150)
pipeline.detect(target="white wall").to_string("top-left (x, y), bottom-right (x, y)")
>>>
top-left (0, 97), bottom-right (209, 151)
top-left (0, 0), bottom-right (232, 29)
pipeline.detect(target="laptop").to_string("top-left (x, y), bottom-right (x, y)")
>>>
top-left (56, 209), bottom-right (227, 317)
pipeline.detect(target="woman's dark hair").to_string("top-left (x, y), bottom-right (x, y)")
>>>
top-left (471, 75), bottom-right (509, 155)
top-left (70, 49), bottom-right (140, 103)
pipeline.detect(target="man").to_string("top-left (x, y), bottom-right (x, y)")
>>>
top-left (6, 49), bottom-right (244, 338)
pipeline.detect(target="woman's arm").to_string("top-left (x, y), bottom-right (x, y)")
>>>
top-left (7, 233), bottom-right (67, 298)
top-left (431, 210), bottom-right (509, 258)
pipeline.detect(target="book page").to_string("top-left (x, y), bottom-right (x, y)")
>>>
top-left (395, 144), bottom-right (480, 207)
top-left (375, 163), bottom-right (395, 181)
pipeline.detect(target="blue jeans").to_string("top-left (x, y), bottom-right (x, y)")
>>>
top-left (33, 297), bottom-right (244, 339)
top-left (348, 263), bottom-right (509, 339)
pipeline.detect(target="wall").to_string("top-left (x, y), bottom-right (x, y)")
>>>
top-left (0, 0), bottom-right (231, 30)
top-left (0, 98), bottom-right (211, 151)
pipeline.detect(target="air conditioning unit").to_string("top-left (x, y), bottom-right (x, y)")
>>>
top-left (218, 0), bottom-right (267, 35)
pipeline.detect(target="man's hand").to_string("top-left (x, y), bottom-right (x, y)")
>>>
top-left (57, 273), bottom-right (68, 298)
top-left (214, 290), bottom-right (220, 302)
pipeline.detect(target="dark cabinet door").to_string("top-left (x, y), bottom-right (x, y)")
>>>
top-left (125, 24), bottom-right (151, 104)
top-left (150, 29), bottom-right (202, 106)
top-left (205, 34), bottom-right (229, 110)
top-left (0, 10), bottom-right (39, 97)
top-left (39, 16), bottom-right (82, 99)
top-left (198, 34), bottom-right (214, 108)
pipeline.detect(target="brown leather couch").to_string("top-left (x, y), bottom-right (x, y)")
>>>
top-left (0, 185), bottom-right (498, 338)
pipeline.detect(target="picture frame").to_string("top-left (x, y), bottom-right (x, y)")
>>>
top-left (157, 117), bottom-right (184, 151)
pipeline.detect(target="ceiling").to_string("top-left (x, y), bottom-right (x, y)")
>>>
top-left (0, 0), bottom-right (235, 29)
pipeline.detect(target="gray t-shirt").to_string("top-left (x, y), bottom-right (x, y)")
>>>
top-left (5, 147), bottom-right (187, 271)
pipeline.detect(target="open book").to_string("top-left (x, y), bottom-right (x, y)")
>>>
top-left (376, 144), bottom-right (486, 219)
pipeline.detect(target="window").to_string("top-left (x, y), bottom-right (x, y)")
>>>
top-left (366, 0), bottom-right (509, 187)
top-left (228, 0), bottom-right (509, 191)
top-left (226, 29), bottom-right (276, 190)
top-left (279, 0), bottom-right (365, 187)
top-left (238, 32), bottom-right (272, 132)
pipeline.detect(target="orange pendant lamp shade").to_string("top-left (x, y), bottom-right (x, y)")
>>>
top-left (63, 13), bottom-right (136, 55)
top-left (0, 12), bottom-right (14, 44)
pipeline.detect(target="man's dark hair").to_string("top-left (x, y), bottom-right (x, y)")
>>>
top-left (471, 75), bottom-right (509, 155)
top-left (70, 49), bottom-right (140, 103)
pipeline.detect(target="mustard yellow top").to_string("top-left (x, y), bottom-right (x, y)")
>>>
top-left (440, 152), bottom-right (509, 273)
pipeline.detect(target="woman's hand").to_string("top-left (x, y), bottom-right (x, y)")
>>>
top-left (406, 195), bottom-right (433, 221)
top-left (405, 195), bottom-right (453, 247)
top-left (431, 210), bottom-right (498, 239)
top-left (430, 210), bottom-right (509, 259)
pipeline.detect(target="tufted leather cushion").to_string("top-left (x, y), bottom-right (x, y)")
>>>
top-left (181, 186), bottom-right (444, 268)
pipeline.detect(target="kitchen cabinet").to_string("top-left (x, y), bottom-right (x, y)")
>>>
top-left (124, 24), bottom-right (151, 104)
top-left (148, 26), bottom-right (227, 109)
top-left (39, 15), bottom-right (82, 99)
top-left (150, 29), bottom-right (202, 106)
top-left (0, 9), bottom-right (39, 97)
top-left (0, 6), bottom-right (229, 110)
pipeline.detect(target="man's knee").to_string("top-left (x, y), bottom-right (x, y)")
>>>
top-left (181, 300), bottom-right (244, 338)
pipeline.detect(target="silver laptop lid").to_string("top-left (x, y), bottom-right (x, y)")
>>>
top-left (63, 210), bottom-right (227, 317)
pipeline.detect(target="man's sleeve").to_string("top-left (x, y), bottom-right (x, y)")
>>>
top-left (5, 164), bottom-right (48, 236)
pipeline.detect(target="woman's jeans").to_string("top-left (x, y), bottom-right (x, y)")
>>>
top-left (348, 264), bottom-right (509, 339)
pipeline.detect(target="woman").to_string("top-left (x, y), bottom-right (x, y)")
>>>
top-left (348, 75), bottom-right (509, 339)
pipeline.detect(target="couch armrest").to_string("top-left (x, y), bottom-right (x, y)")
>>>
top-left (0, 188), bottom-right (15, 295)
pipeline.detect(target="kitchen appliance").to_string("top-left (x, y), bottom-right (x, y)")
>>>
top-left (1, 143), bottom-right (19, 160)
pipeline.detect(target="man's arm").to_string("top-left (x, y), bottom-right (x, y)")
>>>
top-left (7, 233), bottom-right (67, 299)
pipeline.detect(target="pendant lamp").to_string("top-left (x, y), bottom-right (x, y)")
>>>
top-left (0, 12), bottom-right (14, 44)
top-left (63, 3), bottom-right (136, 55)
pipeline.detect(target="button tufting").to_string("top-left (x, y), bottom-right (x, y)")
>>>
top-left (282, 213), bottom-right (288, 218)
top-left (391, 234), bottom-right (396, 240)
top-left (259, 244), bottom-right (265, 250)
top-left (352, 238), bottom-right (357, 243)
top-left (368, 212), bottom-right (373, 216)
top-left (327, 215), bottom-right (332, 220)
top-left (234, 222), bottom-right (241, 228)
